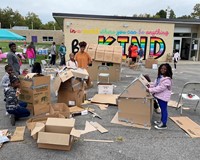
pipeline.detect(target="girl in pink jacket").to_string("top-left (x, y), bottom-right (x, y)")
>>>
top-left (26, 45), bottom-right (35, 67)
top-left (147, 63), bottom-right (173, 130)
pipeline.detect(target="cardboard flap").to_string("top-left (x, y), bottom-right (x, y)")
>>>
top-left (170, 116), bottom-right (200, 138)
top-left (31, 122), bottom-right (45, 137)
top-left (10, 126), bottom-right (26, 142)
top-left (24, 73), bottom-right (38, 79)
top-left (37, 132), bottom-right (70, 145)
top-left (70, 128), bottom-right (81, 138)
top-left (46, 118), bottom-right (75, 128)
top-left (59, 70), bottom-right (73, 82)
top-left (71, 68), bottom-right (89, 79)
top-left (138, 74), bottom-right (149, 86)
top-left (53, 76), bottom-right (62, 92)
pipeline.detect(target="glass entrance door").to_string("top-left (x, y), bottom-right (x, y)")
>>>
top-left (191, 39), bottom-right (200, 61)
top-left (173, 38), bottom-right (182, 55)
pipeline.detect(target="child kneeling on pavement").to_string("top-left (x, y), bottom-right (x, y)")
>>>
top-left (4, 76), bottom-right (30, 126)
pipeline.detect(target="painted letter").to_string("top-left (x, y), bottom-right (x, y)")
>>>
top-left (71, 39), bottom-right (79, 54)
top-left (98, 36), bottom-right (116, 45)
top-left (117, 36), bottom-right (129, 54)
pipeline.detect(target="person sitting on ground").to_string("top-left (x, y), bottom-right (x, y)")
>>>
top-left (66, 53), bottom-right (78, 69)
top-left (32, 62), bottom-right (42, 75)
top-left (4, 76), bottom-right (30, 126)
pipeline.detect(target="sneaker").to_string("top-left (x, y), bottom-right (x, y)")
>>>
top-left (10, 114), bottom-right (16, 126)
top-left (154, 108), bottom-right (161, 114)
top-left (5, 111), bottom-right (9, 116)
top-left (154, 123), bottom-right (167, 130)
top-left (154, 120), bottom-right (161, 125)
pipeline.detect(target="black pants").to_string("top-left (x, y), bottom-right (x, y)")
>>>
top-left (60, 55), bottom-right (66, 66)
top-left (174, 59), bottom-right (177, 69)
top-left (50, 55), bottom-right (56, 65)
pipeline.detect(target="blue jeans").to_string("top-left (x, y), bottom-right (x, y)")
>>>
top-left (157, 98), bottom-right (168, 125)
top-left (7, 101), bottom-right (30, 118)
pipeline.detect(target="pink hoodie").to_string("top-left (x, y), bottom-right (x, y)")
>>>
top-left (149, 77), bottom-right (172, 102)
top-left (26, 48), bottom-right (35, 59)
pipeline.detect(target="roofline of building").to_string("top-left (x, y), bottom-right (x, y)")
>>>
top-left (53, 12), bottom-right (200, 29)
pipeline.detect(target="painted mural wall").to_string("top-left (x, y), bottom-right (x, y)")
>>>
top-left (64, 18), bottom-right (175, 61)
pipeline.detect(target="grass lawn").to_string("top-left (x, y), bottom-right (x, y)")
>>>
top-left (0, 41), bottom-right (59, 64)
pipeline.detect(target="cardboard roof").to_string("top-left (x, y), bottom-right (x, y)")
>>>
top-left (119, 74), bottom-right (150, 99)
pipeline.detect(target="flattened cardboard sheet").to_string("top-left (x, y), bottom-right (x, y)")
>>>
top-left (89, 122), bottom-right (108, 133)
top-left (168, 100), bottom-right (182, 108)
top-left (96, 104), bottom-right (108, 110)
top-left (79, 121), bottom-right (97, 135)
top-left (111, 113), bottom-right (151, 130)
top-left (10, 126), bottom-right (26, 142)
top-left (69, 106), bottom-right (85, 114)
top-left (91, 94), bottom-right (119, 105)
top-left (170, 116), bottom-right (200, 138)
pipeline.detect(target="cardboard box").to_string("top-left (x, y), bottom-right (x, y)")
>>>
top-left (54, 69), bottom-right (88, 106)
top-left (95, 51), bottom-right (105, 61)
top-left (87, 50), bottom-right (96, 60)
top-left (98, 83), bottom-right (113, 94)
top-left (19, 74), bottom-right (51, 115)
top-left (88, 61), bottom-right (121, 82)
top-left (37, 118), bottom-right (80, 151)
top-left (87, 44), bottom-right (97, 59)
top-left (112, 53), bottom-right (122, 64)
top-left (145, 58), bottom-right (158, 69)
top-left (50, 103), bottom-right (70, 118)
top-left (117, 75), bottom-right (153, 128)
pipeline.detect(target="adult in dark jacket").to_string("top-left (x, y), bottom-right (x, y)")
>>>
top-left (7, 42), bottom-right (20, 76)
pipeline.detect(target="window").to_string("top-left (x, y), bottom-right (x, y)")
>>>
top-left (174, 33), bottom-right (191, 37)
top-left (42, 36), bottom-right (53, 42)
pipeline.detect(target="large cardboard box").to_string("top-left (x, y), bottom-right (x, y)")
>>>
top-left (117, 75), bottom-right (154, 128)
top-left (54, 69), bottom-right (88, 106)
top-left (19, 74), bottom-right (51, 115)
top-left (50, 103), bottom-right (70, 118)
top-left (145, 57), bottom-right (158, 69)
top-left (36, 118), bottom-right (80, 151)
top-left (88, 61), bottom-right (121, 82)
top-left (112, 52), bottom-right (122, 64)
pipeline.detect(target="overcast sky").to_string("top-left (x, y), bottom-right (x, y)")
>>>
top-left (1, 0), bottom-right (199, 23)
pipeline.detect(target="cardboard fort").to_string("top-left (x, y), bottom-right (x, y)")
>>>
top-left (145, 57), bottom-right (158, 69)
top-left (87, 61), bottom-right (121, 82)
top-left (33, 118), bottom-right (80, 151)
top-left (54, 68), bottom-right (89, 106)
top-left (19, 73), bottom-right (51, 115)
top-left (117, 75), bottom-right (154, 128)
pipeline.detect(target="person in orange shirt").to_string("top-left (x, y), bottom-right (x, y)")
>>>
top-left (75, 41), bottom-right (92, 69)
top-left (75, 41), bottom-right (93, 88)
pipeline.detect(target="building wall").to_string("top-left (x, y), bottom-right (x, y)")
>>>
top-left (63, 18), bottom-right (175, 61)
top-left (10, 29), bottom-right (64, 44)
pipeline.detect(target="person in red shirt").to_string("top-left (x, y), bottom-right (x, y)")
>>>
top-left (131, 45), bottom-right (138, 63)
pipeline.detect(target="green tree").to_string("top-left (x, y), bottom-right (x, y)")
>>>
top-left (177, 15), bottom-right (192, 19)
top-left (191, 3), bottom-right (200, 18)
top-left (155, 9), bottom-right (167, 18)
top-left (169, 9), bottom-right (176, 19)
top-left (25, 12), bottom-right (42, 29)
top-left (41, 21), bottom-right (60, 30)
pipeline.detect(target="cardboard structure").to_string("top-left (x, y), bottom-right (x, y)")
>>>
top-left (91, 94), bottom-right (119, 105)
top-left (86, 44), bottom-right (122, 64)
top-left (86, 44), bottom-right (122, 82)
top-left (117, 75), bottom-right (154, 128)
top-left (19, 74), bottom-right (51, 115)
top-left (145, 57), bottom-right (158, 69)
top-left (35, 118), bottom-right (80, 151)
top-left (54, 68), bottom-right (89, 106)
top-left (87, 61), bottom-right (121, 82)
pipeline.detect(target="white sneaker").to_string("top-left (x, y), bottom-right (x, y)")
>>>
top-left (154, 108), bottom-right (161, 114)
top-left (154, 120), bottom-right (161, 125)
top-left (154, 123), bottom-right (167, 130)
top-left (5, 111), bottom-right (9, 116)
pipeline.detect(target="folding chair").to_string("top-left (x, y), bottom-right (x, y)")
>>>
top-left (177, 82), bottom-right (200, 115)
top-left (97, 65), bottom-right (110, 83)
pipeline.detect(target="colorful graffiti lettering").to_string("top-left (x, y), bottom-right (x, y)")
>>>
top-left (98, 36), bottom-right (116, 45)
top-left (71, 39), bottom-right (79, 54)
top-left (117, 36), bottom-right (129, 54)
top-left (149, 37), bottom-right (165, 58)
